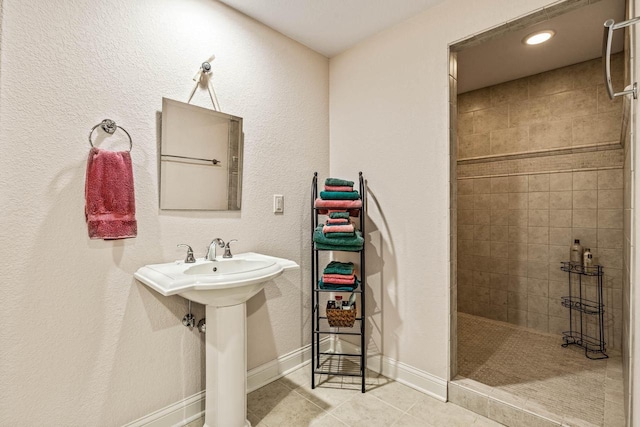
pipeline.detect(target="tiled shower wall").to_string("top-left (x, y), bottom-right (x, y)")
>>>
top-left (456, 55), bottom-right (625, 349)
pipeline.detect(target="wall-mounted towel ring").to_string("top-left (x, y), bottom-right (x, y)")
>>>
top-left (88, 119), bottom-right (133, 152)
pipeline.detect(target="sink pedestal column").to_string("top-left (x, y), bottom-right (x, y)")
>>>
top-left (204, 303), bottom-right (251, 427)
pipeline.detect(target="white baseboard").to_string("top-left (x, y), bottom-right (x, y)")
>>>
top-left (337, 340), bottom-right (448, 401)
top-left (122, 390), bottom-right (206, 427)
top-left (247, 337), bottom-right (332, 392)
top-left (123, 338), bottom-right (331, 426)
top-left (122, 338), bottom-right (446, 426)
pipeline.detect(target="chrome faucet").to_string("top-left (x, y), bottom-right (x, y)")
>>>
top-left (205, 238), bottom-right (225, 261)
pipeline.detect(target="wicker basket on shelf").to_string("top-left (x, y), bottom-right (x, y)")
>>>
top-left (326, 307), bottom-right (357, 327)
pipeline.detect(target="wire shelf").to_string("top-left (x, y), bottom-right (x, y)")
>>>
top-left (560, 296), bottom-right (603, 315)
top-left (560, 261), bottom-right (607, 359)
top-left (313, 354), bottom-right (364, 378)
top-left (560, 261), bottom-right (603, 276)
top-left (562, 331), bottom-right (609, 360)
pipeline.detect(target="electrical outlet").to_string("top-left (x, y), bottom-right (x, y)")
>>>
top-left (273, 195), bottom-right (284, 213)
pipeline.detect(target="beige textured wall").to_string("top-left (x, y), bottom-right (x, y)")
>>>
top-left (457, 56), bottom-right (625, 349)
top-left (0, 0), bottom-right (329, 424)
top-left (330, 0), bottom-right (563, 387)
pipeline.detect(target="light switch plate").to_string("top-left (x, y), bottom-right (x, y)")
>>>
top-left (273, 195), bottom-right (284, 213)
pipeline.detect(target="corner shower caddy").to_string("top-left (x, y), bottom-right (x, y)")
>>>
top-left (311, 172), bottom-right (367, 393)
top-left (560, 261), bottom-right (608, 360)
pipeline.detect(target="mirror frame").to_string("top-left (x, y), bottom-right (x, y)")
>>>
top-left (159, 97), bottom-right (243, 211)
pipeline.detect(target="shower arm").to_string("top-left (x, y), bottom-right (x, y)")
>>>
top-left (602, 17), bottom-right (639, 100)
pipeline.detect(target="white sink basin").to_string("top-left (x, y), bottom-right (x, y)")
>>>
top-left (135, 251), bottom-right (299, 427)
top-left (134, 252), bottom-right (298, 306)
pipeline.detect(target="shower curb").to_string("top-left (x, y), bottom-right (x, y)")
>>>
top-left (448, 377), bottom-right (586, 427)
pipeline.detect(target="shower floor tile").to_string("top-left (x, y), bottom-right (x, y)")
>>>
top-left (457, 313), bottom-right (624, 426)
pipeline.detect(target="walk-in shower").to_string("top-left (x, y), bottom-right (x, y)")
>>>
top-left (448, 0), bottom-right (630, 425)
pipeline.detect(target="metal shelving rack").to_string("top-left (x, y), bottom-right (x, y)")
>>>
top-left (560, 261), bottom-right (608, 359)
top-left (311, 172), bottom-right (367, 393)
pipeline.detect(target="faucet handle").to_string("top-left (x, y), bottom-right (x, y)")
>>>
top-left (223, 239), bottom-right (237, 258)
top-left (177, 244), bottom-right (196, 263)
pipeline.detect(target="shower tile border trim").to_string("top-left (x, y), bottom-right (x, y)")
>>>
top-left (458, 142), bottom-right (622, 165)
top-left (457, 165), bottom-right (622, 181)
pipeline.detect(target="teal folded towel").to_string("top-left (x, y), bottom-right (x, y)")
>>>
top-left (320, 191), bottom-right (360, 200)
top-left (329, 212), bottom-right (350, 219)
top-left (314, 226), bottom-right (363, 251)
top-left (325, 178), bottom-right (354, 187)
top-left (318, 278), bottom-right (359, 292)
top-left (324, 261), bottom-right (354, 275)
top-left (325, 232), bottom-right (356, 238)
top-left (316, 243), bottom-right (363, 252)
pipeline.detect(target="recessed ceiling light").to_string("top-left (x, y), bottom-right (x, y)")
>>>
top-left (523, 30), bottom-right (555, 45)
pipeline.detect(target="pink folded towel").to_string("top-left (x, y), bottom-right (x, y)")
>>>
top-left (323, 273), bottom-right (356, 281)
top-left (323, 224), bottom-right (355, 234)
top-left (322, 276), bottom-right (356, 285)
top-left (325, 185), bottom-right (353, 192)
top-left (315, 198), bottom-right (362, 217)
top-left (85, 147), bottom-right (137, 240)
top-left (327, 218), bottom-right (350, 225)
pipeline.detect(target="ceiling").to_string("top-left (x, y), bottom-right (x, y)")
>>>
top-left (217, 0), bottom-right (447, 57)
top-left (217, 0), bottom-right (625, 92)
top-left (457, 0), bottom-right (625, 93)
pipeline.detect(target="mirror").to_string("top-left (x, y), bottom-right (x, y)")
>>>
top-left (160, 98), bottom-right (243, 210)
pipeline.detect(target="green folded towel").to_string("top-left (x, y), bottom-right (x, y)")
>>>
top-left (320, 191), bottom-right (360, 200)
top-left (318, 278), bottom-right (360, 292)
top-left (325, 178), bottom-right (354, 187)
top-left (325, 232), bottom-right (356, 238)
top-left (324, 261), bottom-right (354, 275)
top-left (329, 212), bottom-right (350, 219)
top-left (315, 243), bottom-right (363, 252)
top-left (314, 226), bottom-right (363, 251)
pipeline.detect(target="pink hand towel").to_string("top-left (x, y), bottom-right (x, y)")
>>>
top-left (85, 147), bottom-right (137, 240)
top-left (315, 198), bottom-right (362, 209)
top-left (325, 185), bottom-right (353, 192)
top-left (323, 224), bottom-right (355, 234)
top-left (323, 273), bottom-right (356, 281)
top-left (315, 198), bottom-right (362, 217)
top-left (322, 276), bottom-right (356, 285)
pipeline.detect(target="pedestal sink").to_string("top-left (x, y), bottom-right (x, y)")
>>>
top-left (134, 252), bottom-right (299, 427)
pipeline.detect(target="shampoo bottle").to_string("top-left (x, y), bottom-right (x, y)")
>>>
top-left (570, 239), bottom-right (583, 265)
top-left (583, 248), bottom-right (593, 267)
top-left (335, 295), bottom-right (343, 309)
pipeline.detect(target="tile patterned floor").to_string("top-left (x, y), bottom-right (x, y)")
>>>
top-left (186, 366), bottom-right (501, 426)
top-left (457, 313), bottom-right (625, 426)
top-left (185, 313), bottom-right (626, 427)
